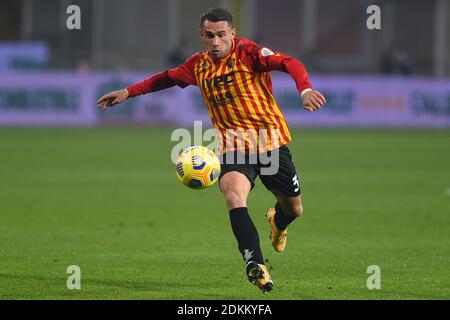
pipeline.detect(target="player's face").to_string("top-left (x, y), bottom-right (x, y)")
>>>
top-left (200, 20), bottom-right (236, 59)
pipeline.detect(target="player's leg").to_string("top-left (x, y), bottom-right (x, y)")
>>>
top-left (271, 189), bottom-right (303, 228)
top-left (259, 145), bottom-right (303, 252)
top-left (219, 170), bottom-right (273, 292)
top-left (265, 193), bottom-right (302, 253)
top-left (220, 171), bottom-right (264, 265)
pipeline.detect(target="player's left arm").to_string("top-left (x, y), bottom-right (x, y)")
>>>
top-left (250, 46), bottom-right (326, 112)
top-left (300, 88), bottom-right (326, 112)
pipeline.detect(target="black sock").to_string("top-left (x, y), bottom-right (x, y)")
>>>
top-left (229, 207), bottom-right (264, 265)
top-left (274, 202), bottom-right (297, 230)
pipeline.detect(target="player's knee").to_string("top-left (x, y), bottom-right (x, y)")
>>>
top-left (224, 189), bottom-right (247, 209)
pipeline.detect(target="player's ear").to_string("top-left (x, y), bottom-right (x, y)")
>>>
top-left (231, 27), bottom-right (236, 38)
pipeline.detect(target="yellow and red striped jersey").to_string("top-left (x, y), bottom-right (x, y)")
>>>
top-left (128, 38), bottom-right (312, 153)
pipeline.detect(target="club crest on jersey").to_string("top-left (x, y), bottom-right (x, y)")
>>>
top-left (261, 47), bottom-right (275, 57)
top-left (201, 61), bottom-right (209, 70)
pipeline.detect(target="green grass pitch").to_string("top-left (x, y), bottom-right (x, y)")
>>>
top-left (0, 127), bottom-right (449, 299)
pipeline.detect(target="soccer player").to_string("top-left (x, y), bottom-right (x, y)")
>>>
top-left (97, 8), bottom-right (325, 293)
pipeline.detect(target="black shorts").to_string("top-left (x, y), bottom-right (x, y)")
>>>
top-left (218, 145), bottom-right (301, 197)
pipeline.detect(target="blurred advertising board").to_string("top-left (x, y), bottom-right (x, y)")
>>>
top-left (0, 42), bottom-right (48, 71)
top-left (0, 72), bottom-right (96, 125)
top-left (0, 72), bottom-right (449, 128)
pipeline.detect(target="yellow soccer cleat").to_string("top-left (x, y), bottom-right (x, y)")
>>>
top-left (266, 208), bottom-right (288, 252)
top-left (246, 261), bottom-right (273, 293)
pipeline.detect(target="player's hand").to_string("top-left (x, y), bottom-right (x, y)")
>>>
top-left (96, 89), bottom-right (129, 110)
top-left (302, 90), bottom-right (326, 112)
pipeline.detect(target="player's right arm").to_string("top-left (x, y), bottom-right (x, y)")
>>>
top-left (96, 53), bottom-right (201, 110)
top-left (96, 88), bottom-right (129, 110)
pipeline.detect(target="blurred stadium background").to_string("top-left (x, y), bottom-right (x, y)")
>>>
top-left (1, 0), bottom-right (449, 74)
top-left (0, 0), bottom-right (449, 299)
top-left (0, 0), bottom-right (449, 127)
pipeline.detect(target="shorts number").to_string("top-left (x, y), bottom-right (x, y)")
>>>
top-left (292, 175), bottom-right (299, 192)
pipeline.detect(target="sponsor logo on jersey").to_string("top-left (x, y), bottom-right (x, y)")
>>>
top-left (203, 72), bottom-right (235, 88)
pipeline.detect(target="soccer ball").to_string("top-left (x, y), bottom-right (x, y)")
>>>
top-left (175, 146), bottom-right (221, 189)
